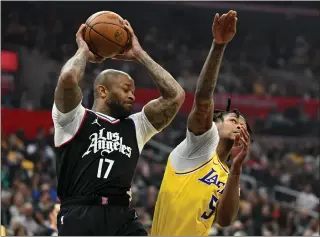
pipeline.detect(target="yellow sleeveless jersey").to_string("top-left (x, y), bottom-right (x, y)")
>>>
top-left (151, 152), bottom-right (229, 236)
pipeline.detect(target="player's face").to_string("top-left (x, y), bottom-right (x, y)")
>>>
top-left (106, 75), bottom-right (135, 118)
top-left (217, 113), bottom-right (247, 141)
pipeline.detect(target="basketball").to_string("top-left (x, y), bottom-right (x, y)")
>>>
top-left (84, 11), bottom-right (130, 58)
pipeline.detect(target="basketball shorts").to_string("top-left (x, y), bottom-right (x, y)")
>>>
top-left (57, 196), bottom-right (147, 236)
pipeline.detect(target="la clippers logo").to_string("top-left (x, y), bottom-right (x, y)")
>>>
top-left (82, 128), bottom-right (132, 158)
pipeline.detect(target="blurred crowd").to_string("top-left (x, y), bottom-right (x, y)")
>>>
top-left (1, 117), bottom-right (319, 236)
top-left (2, 1), bottom-right (320, 111)
top-left (1, 1), bottom-right (319, 236)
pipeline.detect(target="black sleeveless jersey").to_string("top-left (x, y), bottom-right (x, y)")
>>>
top-left (55, 109), bottom-right (140, 202)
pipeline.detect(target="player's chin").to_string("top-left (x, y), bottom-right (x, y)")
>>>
top-left (229, 133), bottom-right (237, 141)
top-left (122, 104), bottom-right (133, 115)
top-left (123, 103), bottom-right (133, 111)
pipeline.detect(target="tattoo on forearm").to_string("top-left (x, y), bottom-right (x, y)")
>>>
top-left (145, 100), bottom-right (180, 131)
top-left (138, 51), bottom-right (184, 131)
top-left (137, 51), bottom-right (180, 99)
top-left (61, 48), bottom-right (88, 82)
top-left (187, 42), bottom-right (226, 135)
top-left (195, 42), bottom-right (226, 100)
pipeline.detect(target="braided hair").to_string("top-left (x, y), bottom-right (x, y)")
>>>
top-left (213, 98), bottom-right (253, 142)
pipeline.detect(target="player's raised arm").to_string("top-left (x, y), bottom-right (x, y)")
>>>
top-left (188, 10), bottom-right (237, 136)
top-left (113, 20), bottom-right (185, 131)
top-left (135, 51), bottom-right (185, 131)
top-left (54, 24), bottom-right (104, 113)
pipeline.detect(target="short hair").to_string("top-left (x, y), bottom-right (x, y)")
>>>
top-left (93, 69), bottom-right (130, 99)
top-left (213, 98), bottom-right (253, 142)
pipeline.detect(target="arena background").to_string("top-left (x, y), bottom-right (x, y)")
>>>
top-left (1, 1), bottom-right (319, 236)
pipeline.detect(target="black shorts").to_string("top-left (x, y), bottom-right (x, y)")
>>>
top-left (57, 196), bottom-right (147, 236)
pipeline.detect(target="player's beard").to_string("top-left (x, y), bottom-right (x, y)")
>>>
top-left (107, 98), bottom-right (132, 119)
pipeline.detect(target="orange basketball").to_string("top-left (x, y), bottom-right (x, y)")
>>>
top-left (83, 11), bottom-right (130, 58)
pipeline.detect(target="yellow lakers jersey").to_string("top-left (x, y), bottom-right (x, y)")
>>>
top-left (151, 152), bottom-right (229, 236)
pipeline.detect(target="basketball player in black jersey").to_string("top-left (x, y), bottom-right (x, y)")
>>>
top-left (52, 21), bottom-right (185, 236)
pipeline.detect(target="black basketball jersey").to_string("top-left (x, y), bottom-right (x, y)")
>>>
top-left (55, 109), bottom-right (140, 202)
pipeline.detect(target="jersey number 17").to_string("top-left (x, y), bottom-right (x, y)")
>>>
top-left (97, 158), bottom-right (114, 179)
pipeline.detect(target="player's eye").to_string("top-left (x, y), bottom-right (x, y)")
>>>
top-left (230, 119), bottom-right (237, 124)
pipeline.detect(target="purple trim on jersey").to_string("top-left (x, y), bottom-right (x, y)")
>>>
top-left (217, 158), bottom-right (229, 174)
top-left (175, 158), bottom-right (214, 175)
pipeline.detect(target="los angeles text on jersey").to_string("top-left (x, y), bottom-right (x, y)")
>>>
top-left (82, 127), bottom-right (132, 158)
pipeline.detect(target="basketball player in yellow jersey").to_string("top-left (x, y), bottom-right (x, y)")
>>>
top-left (152, 10), bottom-right (252, 236)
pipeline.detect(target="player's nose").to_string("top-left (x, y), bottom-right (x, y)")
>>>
top-left (128, 93), bottom-right (135, 102)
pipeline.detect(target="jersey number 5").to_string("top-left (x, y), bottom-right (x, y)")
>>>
top-left (201, 194), bottom-right (218, 220)
top-left (97, 158), bottom-right (114, 179)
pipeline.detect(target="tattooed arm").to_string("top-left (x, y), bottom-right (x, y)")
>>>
top-left (187, 42), bottom-right (226, 135)
top-left (54, 24), bottom-right (104, 113)
top-left (187, 11), bottom-right (237, 135)
top-left (136, 51), bottom-right (185, 131)
top-left (112, 20), bottom-right (184, 131)
top-left (54, 48), bottom-right (87, 113)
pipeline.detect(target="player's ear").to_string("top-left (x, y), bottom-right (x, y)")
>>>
top-left (97, 85), bottom-right (108, 98)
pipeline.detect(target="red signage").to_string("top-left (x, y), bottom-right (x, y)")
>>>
top-left (1, 89), bottom-right (319, 139)
top-left (1, 50), bottom-right (18, 72)
top-left (135, 89), bottom-right (319, 119)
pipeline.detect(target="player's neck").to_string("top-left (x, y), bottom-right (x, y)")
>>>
top-left (92, 102), bottom-right (113, 118)
top-left (216, 139), bottom-right (233, 163)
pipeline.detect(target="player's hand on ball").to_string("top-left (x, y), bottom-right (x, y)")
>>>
top-left (213, 10), bottom-right (237, 45)
top-left (75, 24), bottom-right (105, 63)
top-left (112, 20), bottom-right (143, 62)
top-left (230, 126), bottom-right (250, 172)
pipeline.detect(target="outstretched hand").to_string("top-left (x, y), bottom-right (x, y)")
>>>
top-left (231, 126), bottom-right (251, 172)
top-left (213, 10), bottom-right (238, 45)
top-left (75, 24), bottom-right (105, 63)
top-left (112, 20), bottom-right (144, 62)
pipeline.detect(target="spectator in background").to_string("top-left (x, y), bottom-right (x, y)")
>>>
top-left (1, 2), bottom-right (319, 236)
top-left (296, 184), bottom-right (319, 211)
top-left (10, 202), bottom-right (42, 236)
top-left (34, 204), bottom-right (60, 236)
top-left (303, 218), bottom-right (320, 236)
